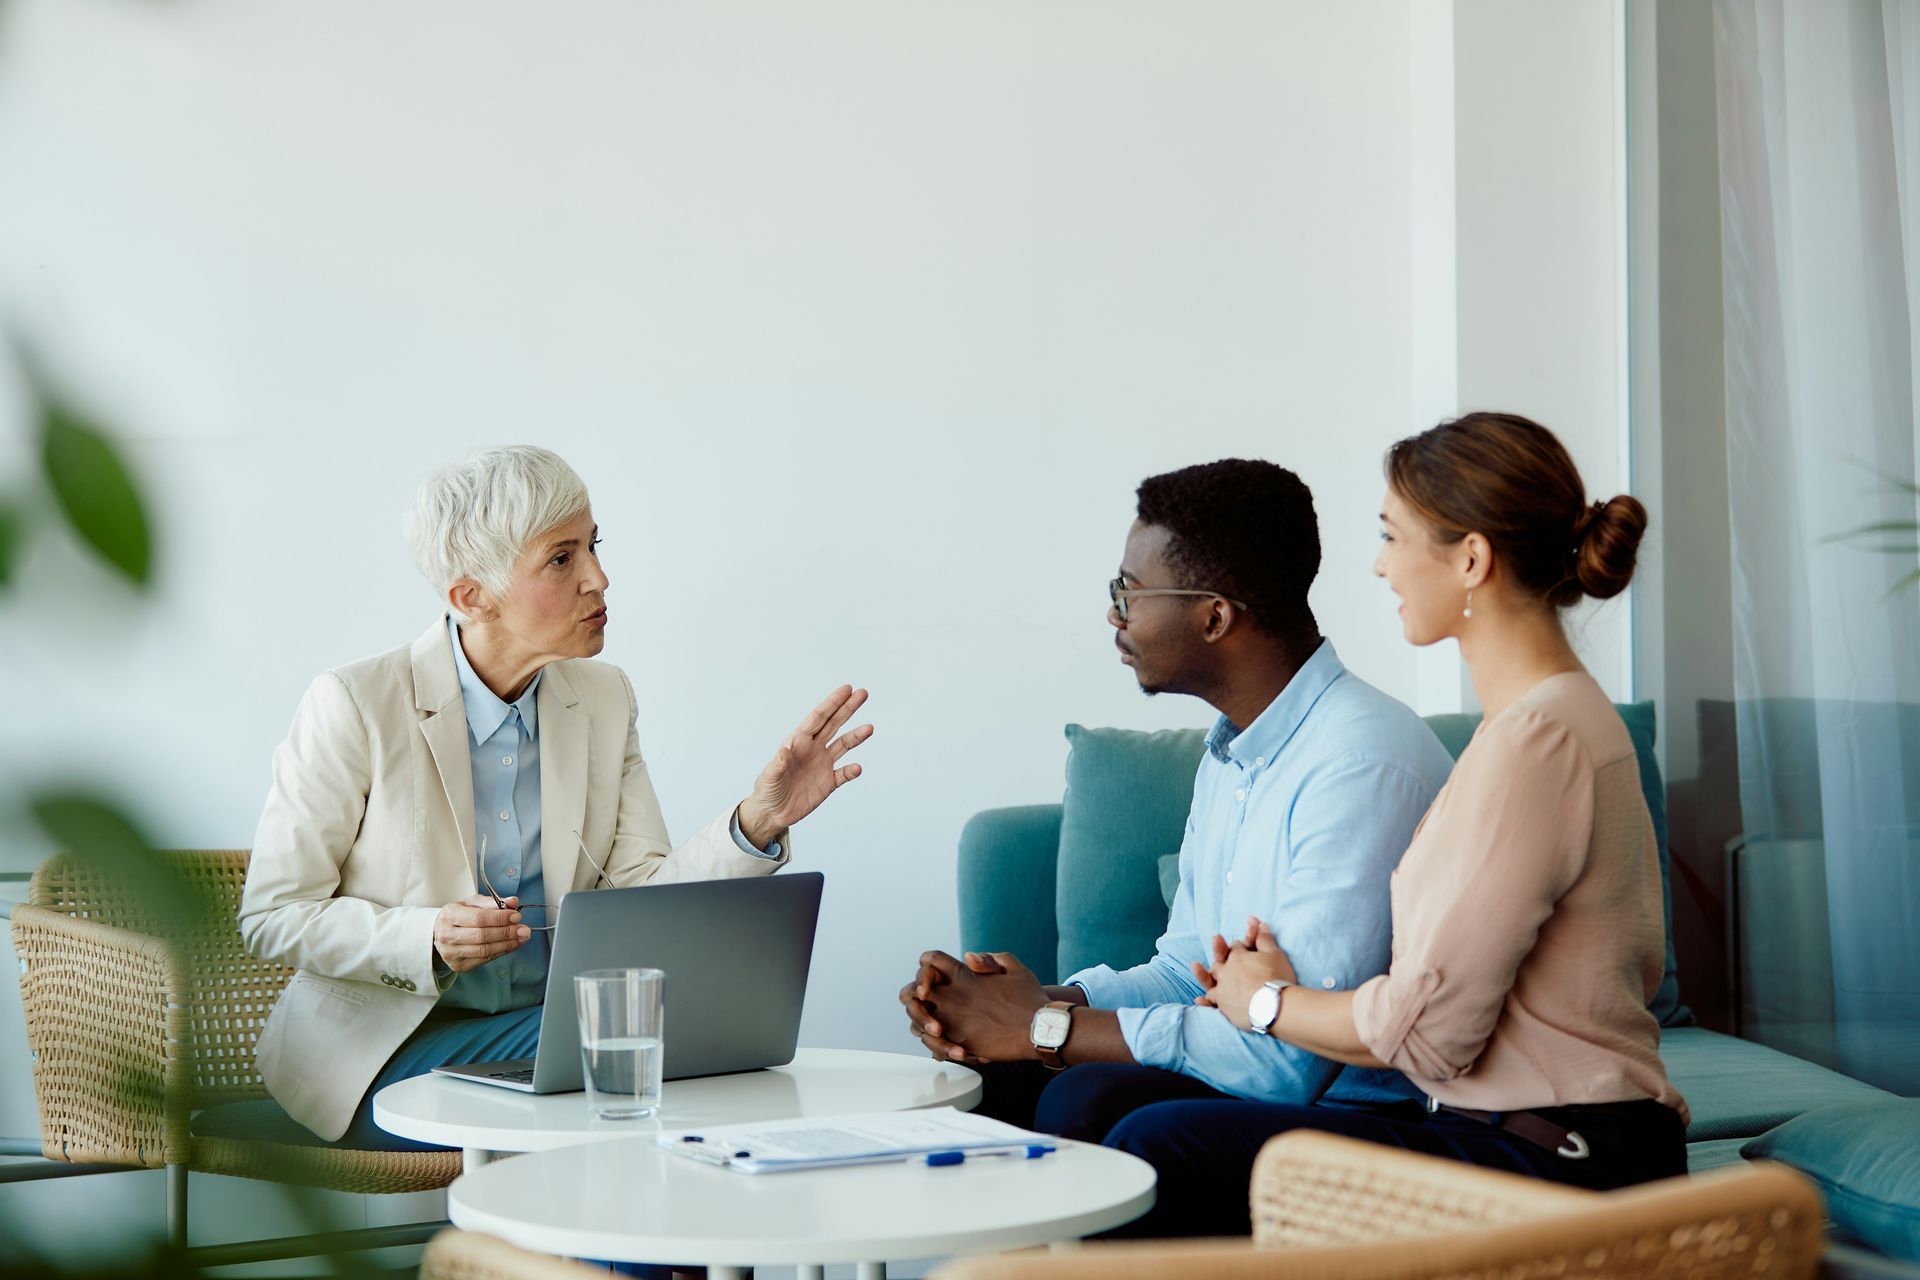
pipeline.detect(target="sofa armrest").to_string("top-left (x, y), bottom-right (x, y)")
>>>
top-left (958, 805), bottom-right (1063, 985)
top-left (11, 904), bottom-right (190, 1167)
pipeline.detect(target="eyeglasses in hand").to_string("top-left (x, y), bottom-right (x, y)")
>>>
top-left (474, 830), bottom-right (616, 932)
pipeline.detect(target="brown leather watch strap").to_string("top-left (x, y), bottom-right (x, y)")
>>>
top-left (1035, 1000), bottom-right (1074, 1071)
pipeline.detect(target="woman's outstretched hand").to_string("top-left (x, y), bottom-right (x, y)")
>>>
top-left (737, 685), bottom-right (873, 848)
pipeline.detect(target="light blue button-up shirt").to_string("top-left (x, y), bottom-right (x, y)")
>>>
top-left (1068, 640), bottom-right (1454, 1105)
top-left (440, 619), bottom-right (782, 1012)
top-left (442, 618), bottom-right (551, 1012)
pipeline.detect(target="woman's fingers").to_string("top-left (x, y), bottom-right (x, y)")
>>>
top-left (827, 724), bottom-right (875, 762)
top-left (817, 687), bottom-right (869, 743)
top-left (794, 685), bottom-right (856, 739)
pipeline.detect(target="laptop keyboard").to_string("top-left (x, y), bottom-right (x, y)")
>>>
top-left (487, 1067), bottom-right (536, 1083)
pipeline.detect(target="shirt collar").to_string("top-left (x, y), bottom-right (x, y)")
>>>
top-left (1204, 638), bottom-right (1346, 766)
top-left (448, 616), bottom-right (541, 744)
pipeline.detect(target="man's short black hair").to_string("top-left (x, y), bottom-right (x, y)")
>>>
top-left (1135, 458), bottom-right (1320, 637)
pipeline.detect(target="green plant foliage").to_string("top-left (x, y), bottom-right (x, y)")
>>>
top-left (27, 792), bottom-right (218, 940)
top-left (0, 500), bottom-right (18, 587)
top-left (37, 393), bottom-right (152, 587)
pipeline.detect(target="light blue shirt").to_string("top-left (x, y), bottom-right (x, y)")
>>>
top-left (442, 618), bottom-right (551, 1012)
top-left (1068, 640), bottom-right (1454, 1105)
top-left (439, 619), bottom-right (781, 1012)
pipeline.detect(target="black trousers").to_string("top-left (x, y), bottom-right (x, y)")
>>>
top-left (1100, 1094), bottom-right (1689, 1239)
top-left (970, 1060), bottom-right (1236, 1139)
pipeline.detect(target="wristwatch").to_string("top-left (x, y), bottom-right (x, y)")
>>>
top-left (1030, 1000), bottom-right (1075, 1071)
top-left (1247, 978), bottom-right (1294, 1036)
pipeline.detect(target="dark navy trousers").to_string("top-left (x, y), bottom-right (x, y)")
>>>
top-left (976, 1061), bottom-right (1687, 1240)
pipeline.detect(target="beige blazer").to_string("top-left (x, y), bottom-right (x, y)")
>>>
top-left (239, 618), bottom-right (787, 1140)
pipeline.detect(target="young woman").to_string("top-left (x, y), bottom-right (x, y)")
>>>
top-left (1102, 412), bottom-right (1687, 1238)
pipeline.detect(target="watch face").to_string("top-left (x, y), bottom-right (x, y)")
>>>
top-left (1031, 1005), bottom-right (1072, 1049)
top-left (1248, 983), bottom-right (1280, 1031)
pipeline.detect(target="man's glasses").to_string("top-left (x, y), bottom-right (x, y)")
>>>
top-left (475, 830), bottom-right (616, 932)
top-left (1109, 576), bottom-right (1248, 623)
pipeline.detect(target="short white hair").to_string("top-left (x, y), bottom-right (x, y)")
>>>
top-left (405, 446), bottom-right (590, 619)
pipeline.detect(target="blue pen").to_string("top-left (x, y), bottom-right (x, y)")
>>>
top-left (924, 1144), bottom-right (1055, 1167)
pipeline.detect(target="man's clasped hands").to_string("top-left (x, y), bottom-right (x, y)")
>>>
top-left (900, 914), bottom-right (1299, 1063)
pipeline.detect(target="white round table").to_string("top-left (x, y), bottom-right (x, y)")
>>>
top-left (374, 1048), bottom-right (981, 1166)
top-left (448, 1131), bottom-right (1156, 1279)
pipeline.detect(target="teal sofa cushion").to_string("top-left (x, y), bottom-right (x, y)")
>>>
top-left (957, 804), bottom-right (1065, 982)
top-left (1661, 1026), bottom-right (1894, 1140)
top-left (1055, 724), bottom-right (1206, 980)
top-left (1744, 1101), bottom-right (1920, 1263)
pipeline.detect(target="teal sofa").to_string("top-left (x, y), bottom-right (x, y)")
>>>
top-left (955, 703), bottom-right (1896, 1174)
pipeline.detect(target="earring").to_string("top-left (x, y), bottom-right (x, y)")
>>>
top-left (1463, 590), bottom-right (1474, 619)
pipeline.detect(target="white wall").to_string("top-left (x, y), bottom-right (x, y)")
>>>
top-left (0, 1), bottom-right (1432, 1071)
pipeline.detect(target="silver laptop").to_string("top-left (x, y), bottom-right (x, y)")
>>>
top-left (433, 871), bottom-right (823, 1093)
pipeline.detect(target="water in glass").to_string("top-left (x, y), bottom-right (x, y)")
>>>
top-left (574, 967), bottom-right (664, 1119)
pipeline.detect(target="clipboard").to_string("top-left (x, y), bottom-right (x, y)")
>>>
top-left (657, 1105), bottom-right (1057, 1174)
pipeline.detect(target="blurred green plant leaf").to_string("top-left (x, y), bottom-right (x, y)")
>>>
top-left (28, 791), bottom-right (217, 939)
top-left (36, 389), bottom-right (153, 587)
top-left (0, 500), bottom-right (19, 587)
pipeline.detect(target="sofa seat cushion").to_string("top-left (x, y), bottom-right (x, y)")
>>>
top-left (1662, 1027), bottom-right (1895, 1140)
top-left (1686, 1137), bottom-right (1752, 1174)
top-left (1743, 1100), bottom-right (1920, 1264)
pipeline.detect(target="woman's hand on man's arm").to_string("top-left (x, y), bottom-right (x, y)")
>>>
top-left (432, 894), bottom-right (532, 973)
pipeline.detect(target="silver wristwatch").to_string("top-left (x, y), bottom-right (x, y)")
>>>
top-left (1246, 978), bottom-right (1294, 1035)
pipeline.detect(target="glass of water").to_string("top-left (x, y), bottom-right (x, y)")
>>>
top-left (574, 967), bottom-right (664, 1119)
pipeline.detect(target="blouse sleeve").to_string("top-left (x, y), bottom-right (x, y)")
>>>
top-left (1350, 709), bottom-right (1594, 1082)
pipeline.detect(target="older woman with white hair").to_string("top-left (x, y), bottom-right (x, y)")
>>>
top-left (231, 446), bottom-right (871, 1147)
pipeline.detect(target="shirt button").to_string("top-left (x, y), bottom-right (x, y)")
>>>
top-left (1234, 788), bottom-right (1247, 802)
top-left (1226, 871), bottom-right (1235, 885)
top-left (502, 755), bottom-right (514, 767)
top-left (504, 866), bottom-right (518, 878)
top-left (499, 810), bottom-right (511, 822)
top-left (1322, 977), bottom-right (1337, 989)
top-left (1255, 756), bottom-right (1266, 767)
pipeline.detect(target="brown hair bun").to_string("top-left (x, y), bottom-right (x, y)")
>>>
top-left (1570, 495), bottom-right (1647, 602)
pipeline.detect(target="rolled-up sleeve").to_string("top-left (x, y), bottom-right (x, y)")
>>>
top-left (1117, 757), bottom-right (1437, 1101)
top-left (1352, 713), bottom-right (1592, 1082)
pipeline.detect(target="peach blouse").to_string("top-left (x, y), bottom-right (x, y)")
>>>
top-left (1350, 672), bottom-right (1686, 1118)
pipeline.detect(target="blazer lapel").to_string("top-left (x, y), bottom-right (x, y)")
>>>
top-left (412, 619), bottom-right (479, 885)
top-left (539, 663), bottom-right (587, 900)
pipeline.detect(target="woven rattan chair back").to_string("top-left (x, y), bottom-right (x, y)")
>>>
top-left (29, 850), bottom-right (290, 1105)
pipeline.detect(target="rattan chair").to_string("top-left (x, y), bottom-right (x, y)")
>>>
top-left (931, 1130), bottom-right (1827, 1280)
top-left (10, 850), bottom-right (461, 1262)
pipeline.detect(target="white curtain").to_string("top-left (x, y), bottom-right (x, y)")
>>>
top-left (1716, 0), bottom-right (1920, 1093)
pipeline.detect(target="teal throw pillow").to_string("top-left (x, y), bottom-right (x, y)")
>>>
top-left (1055, 724), bottom-right (1207, 980)
top-left (1743, 1101), bottom-right (1920, 1262)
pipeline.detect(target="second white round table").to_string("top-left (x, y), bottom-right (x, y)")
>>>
top-left (373, 1048), bottom-right (982, 1166)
